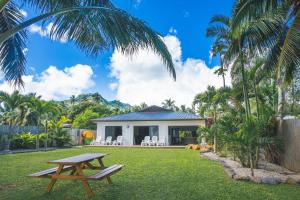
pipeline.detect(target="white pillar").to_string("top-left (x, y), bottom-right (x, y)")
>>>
top-left (97, 123), bottom-right (105, 140)
top-left (122, 124), bottom-right (133, 145)
top-left (159, 124), bottom-right (169, 145)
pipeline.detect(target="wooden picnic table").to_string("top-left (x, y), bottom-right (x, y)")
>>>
top-left (28, 153), bottom-right (123, 197)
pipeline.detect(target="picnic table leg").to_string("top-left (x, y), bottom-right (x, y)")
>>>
top-left (47, 164), bottom-right (63, 193)
top-left (69, 166), bottom-right (77, 175)
top-left (97, 158), bottom-right (105, 169)
top-left (97, 158), bottom-right (112, 184)
top-left (75, 165), bottom-right (94, 197)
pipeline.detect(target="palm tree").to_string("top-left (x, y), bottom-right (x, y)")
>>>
top-left (0, 91), bottom-right (29, 150)
top-left (70, 95), bottom-right (76, 105)
top-left (162, 99), bottom-right (176, 110)
top-left (206, 15), bottom-right (231, 88)
top-left (0, 0), bottom-right (175, 86)
top-left (231, 0), bottom-right (300, 117)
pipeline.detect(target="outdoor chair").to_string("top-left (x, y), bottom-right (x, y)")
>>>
top-left (150, 136), bottom-right (158, 146)
top-left (104, 136), bottom-right (112, 145)
top-left (157, 137), bottom-right (166, 146)
top-left (113, 136), bottom-right (123, 145)
top-left (141, 136), bottom-right (151, 146)
top-left (91, 136), bottom-right (103, 145)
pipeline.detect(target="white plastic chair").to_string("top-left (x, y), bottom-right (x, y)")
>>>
top-left (104, 136), bottom-right (112, 145)
top-left (157, 137), bottom-right (166, 146)
top-left (91, 136), bottom-right (102, 145)
top-left (113, 136), bottom-right (123, 145)
top-left (150, 136), bottom-right (158, 146)
top-left (141, 136), bottom-right (151, 146)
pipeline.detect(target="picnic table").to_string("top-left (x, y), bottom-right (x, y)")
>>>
top-left (28, 153), bottom-right (123, 197)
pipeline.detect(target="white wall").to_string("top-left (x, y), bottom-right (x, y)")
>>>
top-left (96, 120), bottom-right (204, 145)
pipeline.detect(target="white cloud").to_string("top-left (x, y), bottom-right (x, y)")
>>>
top-left (28, 23), bottom-right (68, 43)
top-left (183, 10), bottom-right (190, 18)
top-left (20, 9), bottom-right (27, 18)
top-left (169, 27), bottom-right (177, 34)
top-left (109, 35), bottom-right (231, 107)
top-left (133, 0), bottom-right (142, 8)
top-left (0, 64), bottom-right (94, 100)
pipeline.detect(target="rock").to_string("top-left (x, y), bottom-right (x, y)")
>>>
top-left (250, 176), bottom-right (262, 183)
top-left (285, 178), bottom-right (297, 185)
top-left (261, 176), bottom-right (280, 185)
top-left (233, 175), bottom-right (249, 181)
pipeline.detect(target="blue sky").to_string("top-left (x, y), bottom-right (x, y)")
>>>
top-left (2, 0), bottom-right (234, 106)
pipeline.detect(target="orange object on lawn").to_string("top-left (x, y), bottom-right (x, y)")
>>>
top-left (82, 130), bottom-right (94, 139)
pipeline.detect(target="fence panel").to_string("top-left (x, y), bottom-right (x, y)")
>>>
top-left (0, 125), bottom-right (41, 135)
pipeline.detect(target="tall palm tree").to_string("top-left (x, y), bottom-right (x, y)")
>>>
top-left (231, 0), bottom-right (300, 117)
top-left (0, 90), bottom-right (29, 150)
top-left (0, 0), bottom-right (175, 86)
top-left (162, 99), bottom-right (176, 110)
top-left (70, 95), bottom-right (76, 105)
top-left (206, 15), bottom-right (231, 88)
top-left (0, 91), bottom-right (28, 125)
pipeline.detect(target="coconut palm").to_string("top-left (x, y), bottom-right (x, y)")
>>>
top-left (0, 90), bottom-right (29, 150)
top-left (162, 99), bottom-right (176, 110)
top-left (206, 15), bottom-right (231, 87)
top-left (231, 0), bottom-right (300, 116)
top-left (0, 0), bottom-right (175, 86)
top-left (70, 95), bottom-right (76, 105)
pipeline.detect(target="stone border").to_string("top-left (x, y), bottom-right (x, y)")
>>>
top-left (201, 152), bottom-right (300, 185)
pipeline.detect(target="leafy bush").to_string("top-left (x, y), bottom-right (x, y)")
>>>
top-left (47, 116), bottom-right (71, 147)
top-left (10, 133), bottom-right (36, 149)
top-left (72, 109), bottom-right (100, 130)
top-left (53, 128), bottom-right (71, 147)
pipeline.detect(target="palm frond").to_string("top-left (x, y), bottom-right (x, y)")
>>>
top-left (46, 4), bottom-right (175, 79)
top-left (232, 0), bottom-right (284, 29)
top-left (0, 2), bottom-right (26, 86)
top-left (209, 15), bottom-right (231, 26)
top-left (0, 1), bottom-right (175, 84)
top-left (277, 8), bottom-right (300, 84)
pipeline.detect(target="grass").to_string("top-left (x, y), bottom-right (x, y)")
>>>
top-left (0, 147), bottom-right (299, 200)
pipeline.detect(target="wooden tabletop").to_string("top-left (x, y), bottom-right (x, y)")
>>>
top-left (48, 153), bottom-right (107, 165)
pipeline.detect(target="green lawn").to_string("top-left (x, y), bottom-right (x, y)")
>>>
top-left (0, 147), bottom-right (299, 200)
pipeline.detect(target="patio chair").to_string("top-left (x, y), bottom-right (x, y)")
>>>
top-left (150, 136), bottom-right (158, 146)
top-left (157, 137), bottom-right (166, 146)
top-left (91, 136), bottom-right (103, 145)
top-left (104, 136), bottom-right (112, 145)
top-left (141, 136), bottom-right (151, 146)
top-left (113, 136), bottom-right (123, 145)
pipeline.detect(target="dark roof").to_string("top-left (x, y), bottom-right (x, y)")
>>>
top-left (92, 105), bottom-right (202, 122)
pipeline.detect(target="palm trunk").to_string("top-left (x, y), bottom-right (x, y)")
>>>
top-left (213, 108), bottom-right (217, 153)
top-left (249, 145), bottom-right (254, 176)
top-left (240, 55), bottom-right (251, 119)
top-left (254, 82), bottom-right (260, 119)
top-left (277, 84), bottom-right (285, 118)
top-left (220, 59), bottom-right (226, 88)
top-left (291, 81), bottom-right (295, 114)
top-left (222, 73), bottom-right (226, 88)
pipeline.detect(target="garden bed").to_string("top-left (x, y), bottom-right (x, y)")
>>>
top-left (201, 152), bottom-right (300, 185)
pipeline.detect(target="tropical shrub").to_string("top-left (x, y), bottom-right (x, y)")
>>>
top-left (48, 116), bottom-right (71, 147)
top-left (10, 132), bottom-right (36, 149)
top-left (72, 109), bottom-right (100, 130)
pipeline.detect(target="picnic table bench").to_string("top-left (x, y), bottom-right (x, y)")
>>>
top-left (28, 153), bottom-right (123, 197)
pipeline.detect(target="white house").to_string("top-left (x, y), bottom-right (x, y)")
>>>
top-left (92, 106), bottom-right (205, 146)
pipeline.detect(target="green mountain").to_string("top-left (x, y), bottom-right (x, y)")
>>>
top-left (64, 93), bottom-right (131, 109)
